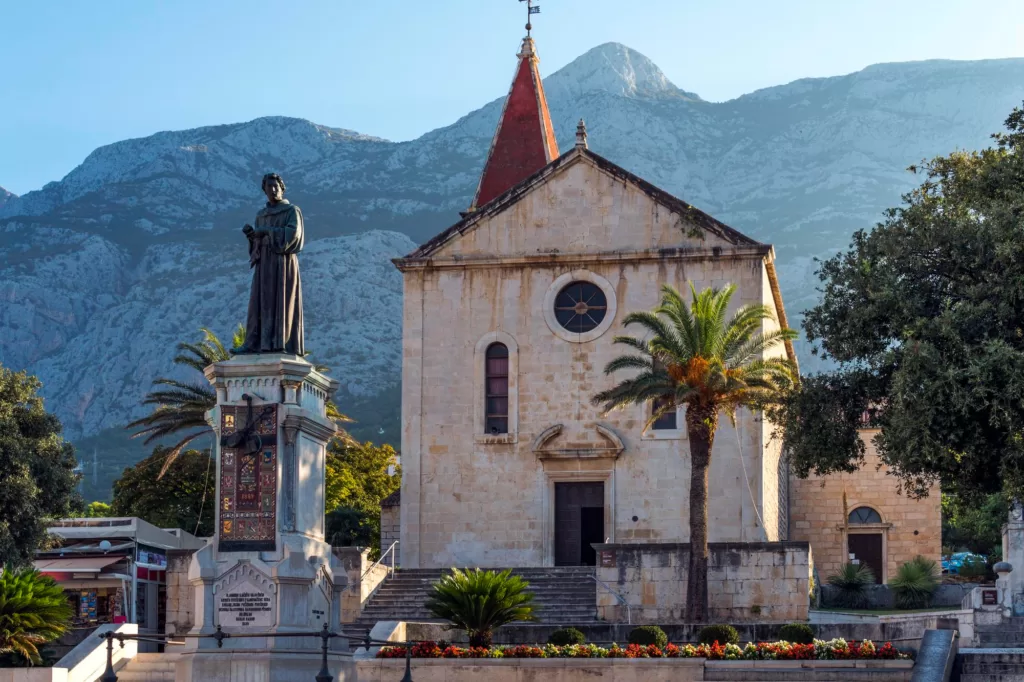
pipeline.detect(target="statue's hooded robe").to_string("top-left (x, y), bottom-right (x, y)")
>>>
top-left (241, 199), bottom-right (304, 355)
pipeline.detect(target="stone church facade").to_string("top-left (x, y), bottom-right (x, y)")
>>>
top-left (390, 35), bottom-right (940, 577)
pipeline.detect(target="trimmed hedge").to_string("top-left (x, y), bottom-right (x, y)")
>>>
top-left (779, 623), bottom-right (815, 645)
top-left (628, 625), bottom-right (668, 648)
top-left (698, 624), bottom-right (739, 646)
top-left (548, 627), bottom-right (586, 646)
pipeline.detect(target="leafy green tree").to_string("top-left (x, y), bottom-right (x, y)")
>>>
top-left (324, 440), bottom-right (400, 554)
top-left (0, 367), bottom-right (80, 567)
top-left (0, 566), bottom-right (73, 665)
top-left (592, 284), bottom-right (796, 622)
top-left (111, 447), bottom-right (215, 536)
top-left (425, 568), bottom-right (536, 648)
top-left (942, 493), bottom-right (1006, 556)
top-left (82, 501), bottom-right (113, 518)
top-left (128, 326), bottom-right (351, 477)
top-left (774, 105), bottom-right (1024, 502)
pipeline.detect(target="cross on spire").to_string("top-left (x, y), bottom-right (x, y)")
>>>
top-left (519, 0), bottom-right (541, 36)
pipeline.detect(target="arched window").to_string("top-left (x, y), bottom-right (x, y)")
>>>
top-left (485, 343), bottom-right (509, 435)
top-left (849, 507), bottom-right (882, 524)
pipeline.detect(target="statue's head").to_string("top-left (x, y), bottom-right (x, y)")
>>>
top-left (261, 173), bottom-right (286, 203)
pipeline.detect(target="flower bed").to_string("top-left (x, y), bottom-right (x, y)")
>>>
top-left (377, 638), bottom-right (910, 661)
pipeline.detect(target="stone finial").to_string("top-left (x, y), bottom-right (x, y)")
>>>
top-left (576, 119), bottom-right (589, 149)
top-left (518, 36), bottom-right (537, 59)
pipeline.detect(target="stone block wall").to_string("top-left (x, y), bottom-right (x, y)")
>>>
top-left (165, 549), bottom-right (197, 637)
top-left (380, 491), bottom-right (401, 567)
top-left (789, 430), bottom-right (941, 583)
top-left (334, 547), bottom-right (391, 623)
top-left (594, 541), bottom-right (812, 623)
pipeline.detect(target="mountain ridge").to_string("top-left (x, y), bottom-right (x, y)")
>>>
top-left (2, 45), bottom-right (1023, 457)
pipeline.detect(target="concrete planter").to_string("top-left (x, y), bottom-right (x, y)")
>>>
top-left (356, 657), bottom-right (913, 682)
top-left (357, 657), bottom-right (705, 681)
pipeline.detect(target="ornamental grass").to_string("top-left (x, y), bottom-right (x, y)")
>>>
top-left (376, 638), bottom-right (910, 661)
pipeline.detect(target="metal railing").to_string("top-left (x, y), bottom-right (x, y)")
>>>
top-left (97, 624), bottom-right (421, 682)
top-left (590, 574), bottom-right (632, 625)
top-left (343, 540), bottom-right (400, 594)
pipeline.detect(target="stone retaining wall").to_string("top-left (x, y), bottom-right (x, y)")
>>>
top-left (593, 542), bottom-right (812, 623)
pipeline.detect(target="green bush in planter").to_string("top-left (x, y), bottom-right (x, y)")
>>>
top-left (889, 555), bottom-right (939, 610)
top-left (826, 562), bottom-right (875, 609)
top-left (628, 625), bottom-right (668, 648)
top-left (548, 627), bottom-right (586, 645)
top-left (778, 623), bottom-right (815, 645)
top-left (698, 624), bottom-right (739, 645)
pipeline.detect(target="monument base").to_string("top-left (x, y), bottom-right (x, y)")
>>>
top-left (176, 649), bottom-right (356, 682)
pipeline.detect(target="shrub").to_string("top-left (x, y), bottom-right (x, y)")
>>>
top-left (778, 623), bottom-right (815, 645)
top-left (424, 568), bottom-right (536, 648)
top-left (698, 624), bottom-right (739, 646)
top-left (826, 563), bottom-right (875, 609)
top-left (0, 566), bottom-right (73, 665)
top-left (889, 555), bottom-right (939, 610)
top-left (548, 627), bottom-right (586, 646)
top-left (958, 556), bottom-right (989, 581)
top-left (628, 625), bottom-right (668, 648)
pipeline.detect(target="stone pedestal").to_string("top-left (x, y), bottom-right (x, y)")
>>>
top-left (178, 354), bottom-right (355, 681)
top-left (1003, 506), bottom-right (1024, 617)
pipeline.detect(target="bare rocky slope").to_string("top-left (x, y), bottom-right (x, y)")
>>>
top-left (2, 43), bottom-right (1023, 462)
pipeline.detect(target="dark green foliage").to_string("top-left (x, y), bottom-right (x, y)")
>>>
top-left (111, 447), bottom-right (215, 536)
top-left (779, 623), bottom-right (815, 645)
top-left (697, 624), bottom-right (739, 646)
top-left (548, 627), bottom-right (586, 646)
top-left (0, 367), bottom-right (80, 566)
top-left (326, 506), bottom-right (376, 550)
top-left (889, 556), bottom-right (939, 610)
top-left (826, 563), bottom-right (875, 609)
top-left (628, 625), bottom-right (668, 648)
top-left (424, 568), bottom-right (536, 648)
top-left (957, 556), bottom-right (990, 580)
top-left (943, 493), bottom-right (1005, 557)
top-left (0, 566), bottom-right (73, 665)
top-left (324, 440), bottom-right (400, 558)
top-left (773, 105), bottom-right (1024, 503)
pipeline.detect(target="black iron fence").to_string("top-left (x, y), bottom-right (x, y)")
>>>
top-left (97, 625), bottom-right (416, 682)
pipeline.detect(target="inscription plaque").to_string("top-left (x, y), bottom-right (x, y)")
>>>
top-left (983, 589), bottom-right (998, 606)
top-left (217, 581), bottom-right (274, 628)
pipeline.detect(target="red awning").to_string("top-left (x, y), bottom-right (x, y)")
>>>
top-left (33, 557), bottom-right (122, 573)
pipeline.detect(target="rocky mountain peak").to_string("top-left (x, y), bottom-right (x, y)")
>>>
top-left (0, 186), bottom-right (14, 208)
top-left (545, 42), bottom-right (699, 101)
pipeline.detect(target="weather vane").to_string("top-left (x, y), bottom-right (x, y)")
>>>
top-left (519, 0), bottom-right (541, 36)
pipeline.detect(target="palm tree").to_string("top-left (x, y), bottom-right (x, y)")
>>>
top-left (0, 566), bottom-right (73, 665)
top-left (592, 284), bottom-right (797, 622)
top-left (424, 568), bottom-right (536, 648)
top-left (128, 326), bottom-right (352, 477)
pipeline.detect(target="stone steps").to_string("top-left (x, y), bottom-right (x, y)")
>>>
top-left (114, 652), bottom-right (178, 681)
top-left (354, 566), bottom-right (599, 629)
top-left (959, 650), bottom-right (1024, 681)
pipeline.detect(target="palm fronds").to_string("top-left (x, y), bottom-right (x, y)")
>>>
top-left (0, 567), bottom-right (73, 665)
top-left (425, 568), bottom-right (536, 647)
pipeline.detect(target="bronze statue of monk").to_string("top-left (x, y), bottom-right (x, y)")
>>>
top-left (234, 173), bottom-right (305, 355)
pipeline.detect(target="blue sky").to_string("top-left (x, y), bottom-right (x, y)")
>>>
top-left (1, 0), bottom-right (1021, 196)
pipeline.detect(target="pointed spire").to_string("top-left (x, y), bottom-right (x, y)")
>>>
top-left (470, 35), bottom-right (560, 211)
top-left (575, 119), bottom-right (588, 149)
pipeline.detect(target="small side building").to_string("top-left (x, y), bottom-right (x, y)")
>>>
top-left (788, 426), bottom-right (942, 584)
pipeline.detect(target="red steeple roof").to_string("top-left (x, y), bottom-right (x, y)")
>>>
top-left (471, 36), bottom-right (560, 210)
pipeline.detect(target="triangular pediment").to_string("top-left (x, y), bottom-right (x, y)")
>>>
top-left (399, 148), bottom-right (764, 264)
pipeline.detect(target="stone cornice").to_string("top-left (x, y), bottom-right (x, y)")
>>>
top-left (204, 355), bottom-right (339, 396)
top-left (283, 414), bottom-right (337, 444)
top-left (394, 244), bottom-right (773, 272)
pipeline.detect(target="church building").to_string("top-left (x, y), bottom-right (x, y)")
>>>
top-left (390, 33), bottom-right (940, 580)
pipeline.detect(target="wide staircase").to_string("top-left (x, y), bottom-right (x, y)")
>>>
top-left (960, 617), bottom-right (1024, 681)
top-left (111, 651), bottom-right (179, 681)
top-left (354, 566), bottom-right (599, 631)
